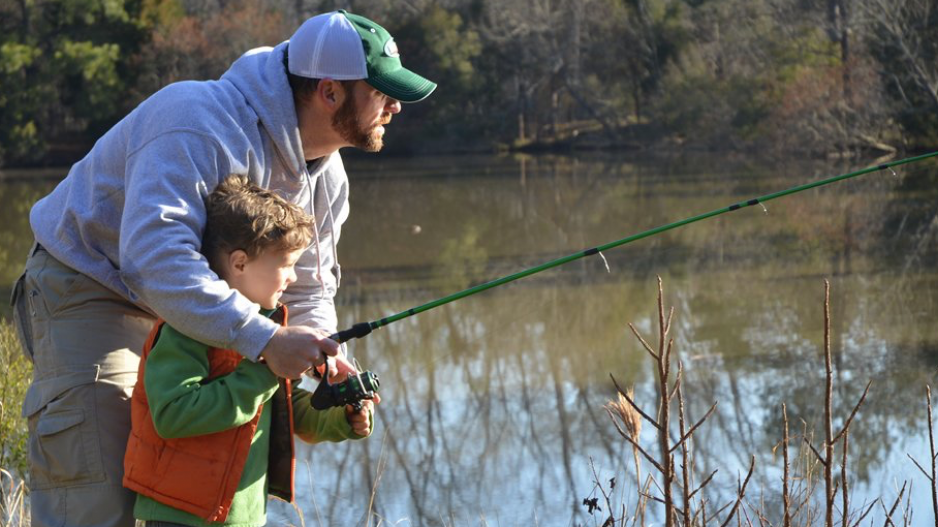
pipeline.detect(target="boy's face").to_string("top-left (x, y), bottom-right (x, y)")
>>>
top-left (226, 246), bottom-right (304, 310)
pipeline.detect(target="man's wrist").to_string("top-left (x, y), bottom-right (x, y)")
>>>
top-left (234, 315), bottom-right (280, 362)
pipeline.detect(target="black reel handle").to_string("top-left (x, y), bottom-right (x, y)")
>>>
top-left (309, 351), bottom-right (380, 410)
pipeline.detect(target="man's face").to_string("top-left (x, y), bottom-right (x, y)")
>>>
top-left (332, 81), bottom-right (402, 152)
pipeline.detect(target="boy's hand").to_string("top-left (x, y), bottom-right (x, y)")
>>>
top-left (346, 400), bottom-right (374, 437)
top-left (261, 326), bottom-right (356, 378)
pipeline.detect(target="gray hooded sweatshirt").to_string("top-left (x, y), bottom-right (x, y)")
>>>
top-left (29, 42), bottom-right (348, 361)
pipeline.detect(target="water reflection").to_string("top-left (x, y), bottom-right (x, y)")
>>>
top-left (2, 154), bottom-right (937, 525)
top-left (0, 177), bottom-right (59, 315)
top-left (281, 154), bottom-right (938, 526)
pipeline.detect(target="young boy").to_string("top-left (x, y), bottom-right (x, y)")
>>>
top-left (123, 176), bottom-right (373, 526)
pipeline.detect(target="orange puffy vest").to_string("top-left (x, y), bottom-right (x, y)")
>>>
top-left (123, 307), bottom-right (296, 522)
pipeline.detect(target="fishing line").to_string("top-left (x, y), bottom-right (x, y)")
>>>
top-left (330, 151), bottom-right (938, 344)
top-left (598, 251), bottom-right (611, 273)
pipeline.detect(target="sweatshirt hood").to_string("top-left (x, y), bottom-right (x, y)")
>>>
top-left (222, 42), bottom-right (305, 177)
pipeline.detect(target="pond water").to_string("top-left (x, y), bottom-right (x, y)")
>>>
top-left (2, 152), bottom-right (937, 526)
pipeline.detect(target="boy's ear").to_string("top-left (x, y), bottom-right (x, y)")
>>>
top-left (228, 249), bottom-right (249, 274)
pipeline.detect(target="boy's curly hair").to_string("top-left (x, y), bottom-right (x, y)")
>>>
top-left (202, 176), bottom-right (314, 272)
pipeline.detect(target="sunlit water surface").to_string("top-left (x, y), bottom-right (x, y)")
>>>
top-left (3, 152), bottom-right (937, 526)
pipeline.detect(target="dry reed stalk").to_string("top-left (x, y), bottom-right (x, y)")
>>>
top-left (782, 403), bottom-right (792, 527)
top-left (796, 280), bottom-right (871, 527)
top-left (652, 277), bottom-right (676, 527)
top-left (679, 373), bottom-right (692, 527)
top-left (604, 387), bottom-right (645, 526)
top-left (824, 280), bottom-right (835, 527)
top-left (929, 385), bottom-right (938, 527)
top-left (907, 385), bottom-right (938, 527)
top-left (841, 432), bottom-right (849, 527)
top-left (0, 468), bottom-right (28, 527)
top-left (880, 482), bottom-right (907, 527)
top-left (605, 389), bottom-right (643, 483)
top-left (718, 456), bottom-right (755, 527)
top-left (607, 277), bottom-right (724, 527)
top-left (365, 433), bottom-right (391, 527)
top-left (587, 456), bottom-right (616, 526)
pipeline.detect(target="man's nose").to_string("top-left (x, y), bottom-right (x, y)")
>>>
top-left (386, 98), bottom-right (402, 114)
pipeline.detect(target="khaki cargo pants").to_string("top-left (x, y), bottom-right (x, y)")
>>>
top-left (10, 245), bottom-right (155, 527)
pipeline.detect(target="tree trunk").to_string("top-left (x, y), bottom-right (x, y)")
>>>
top-left (829, 0), bottom-right (851, 100)
top-left (17, 0), bottom-right (29, 40)
top-left (516, 75), bottom-right (526, 142)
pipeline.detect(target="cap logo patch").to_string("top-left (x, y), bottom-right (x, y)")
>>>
top-left (384, 39), bottom-right (400, 57)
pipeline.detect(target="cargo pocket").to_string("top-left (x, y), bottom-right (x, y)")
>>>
top-left (24, 366), bottom-right (106, 490)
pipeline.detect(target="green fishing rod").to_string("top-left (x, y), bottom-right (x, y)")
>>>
top-left (329, 151), bottom-right (938, 344)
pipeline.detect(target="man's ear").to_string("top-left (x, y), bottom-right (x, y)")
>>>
top-left (227, 249), bottom-right (249, 275)
top-left (317, 79), bottom-right (346, 110)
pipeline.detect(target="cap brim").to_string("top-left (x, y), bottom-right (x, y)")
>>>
top-left (367, 68), bottom-right (437, 103)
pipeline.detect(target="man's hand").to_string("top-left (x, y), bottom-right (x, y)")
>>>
top-left (346, 399), bottom-right (375, 437)
top-left (260, 325), bottom-right (356, 379)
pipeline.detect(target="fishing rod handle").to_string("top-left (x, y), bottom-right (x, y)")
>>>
top-left (328, 322), bottom-right (373, 344)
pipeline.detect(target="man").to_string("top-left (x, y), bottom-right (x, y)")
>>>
top-left (8, 10), bottom-right (435, 527)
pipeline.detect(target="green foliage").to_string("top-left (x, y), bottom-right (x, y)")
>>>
top-left (55, 40), bottom-right (124, 118)
top-left (139, 0), bottom-right (187, 29)
top-left (0, 0), bottom-right (146, 166)
top-left (0, 319), bottom-right (32, 483)
top-left (1, 0), bottom-right (936, 163)
top-left (658, 73), bottom-right (768, 140)
top-left (0, 43), bottom-right (41, 74)
top-left (419, 5), bottom-right (482, 88)
top-left (377, 4), bottom-right (491, 151)
top-left (0, 42), bottom-right (45, 163)
top-left (766, 27), bottom-right (840, 88)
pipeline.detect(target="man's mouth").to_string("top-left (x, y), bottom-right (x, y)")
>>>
top-left (374, 119), bottom-right (390, 136)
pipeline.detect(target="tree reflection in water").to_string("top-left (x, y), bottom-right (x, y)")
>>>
top-left (265, 154), bottom-right (938, 526)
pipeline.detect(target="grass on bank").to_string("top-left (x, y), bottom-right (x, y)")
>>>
top-left (0, 318), bottom-right (31, 527)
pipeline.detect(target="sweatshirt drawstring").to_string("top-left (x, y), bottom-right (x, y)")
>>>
top-left (304, 170), bottom-right (325, 300)
top-left (319, 172), bottom-right (341, 289)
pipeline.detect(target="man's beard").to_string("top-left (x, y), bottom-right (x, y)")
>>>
top-left (332, 94), bottom-right (386, 152)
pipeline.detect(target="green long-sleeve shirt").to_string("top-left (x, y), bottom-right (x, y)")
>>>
top-left (133, 314), bottom-right (368, 527)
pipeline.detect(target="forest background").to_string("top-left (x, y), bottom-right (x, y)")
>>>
top-left (1, 0), bottom-right (937, 168)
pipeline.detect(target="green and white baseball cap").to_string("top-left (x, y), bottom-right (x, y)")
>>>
top-left (288, 10), bottom-right (437, 103)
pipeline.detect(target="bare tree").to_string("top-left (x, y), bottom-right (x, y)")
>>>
top-left (861, 0), bottom-right (938, 110)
